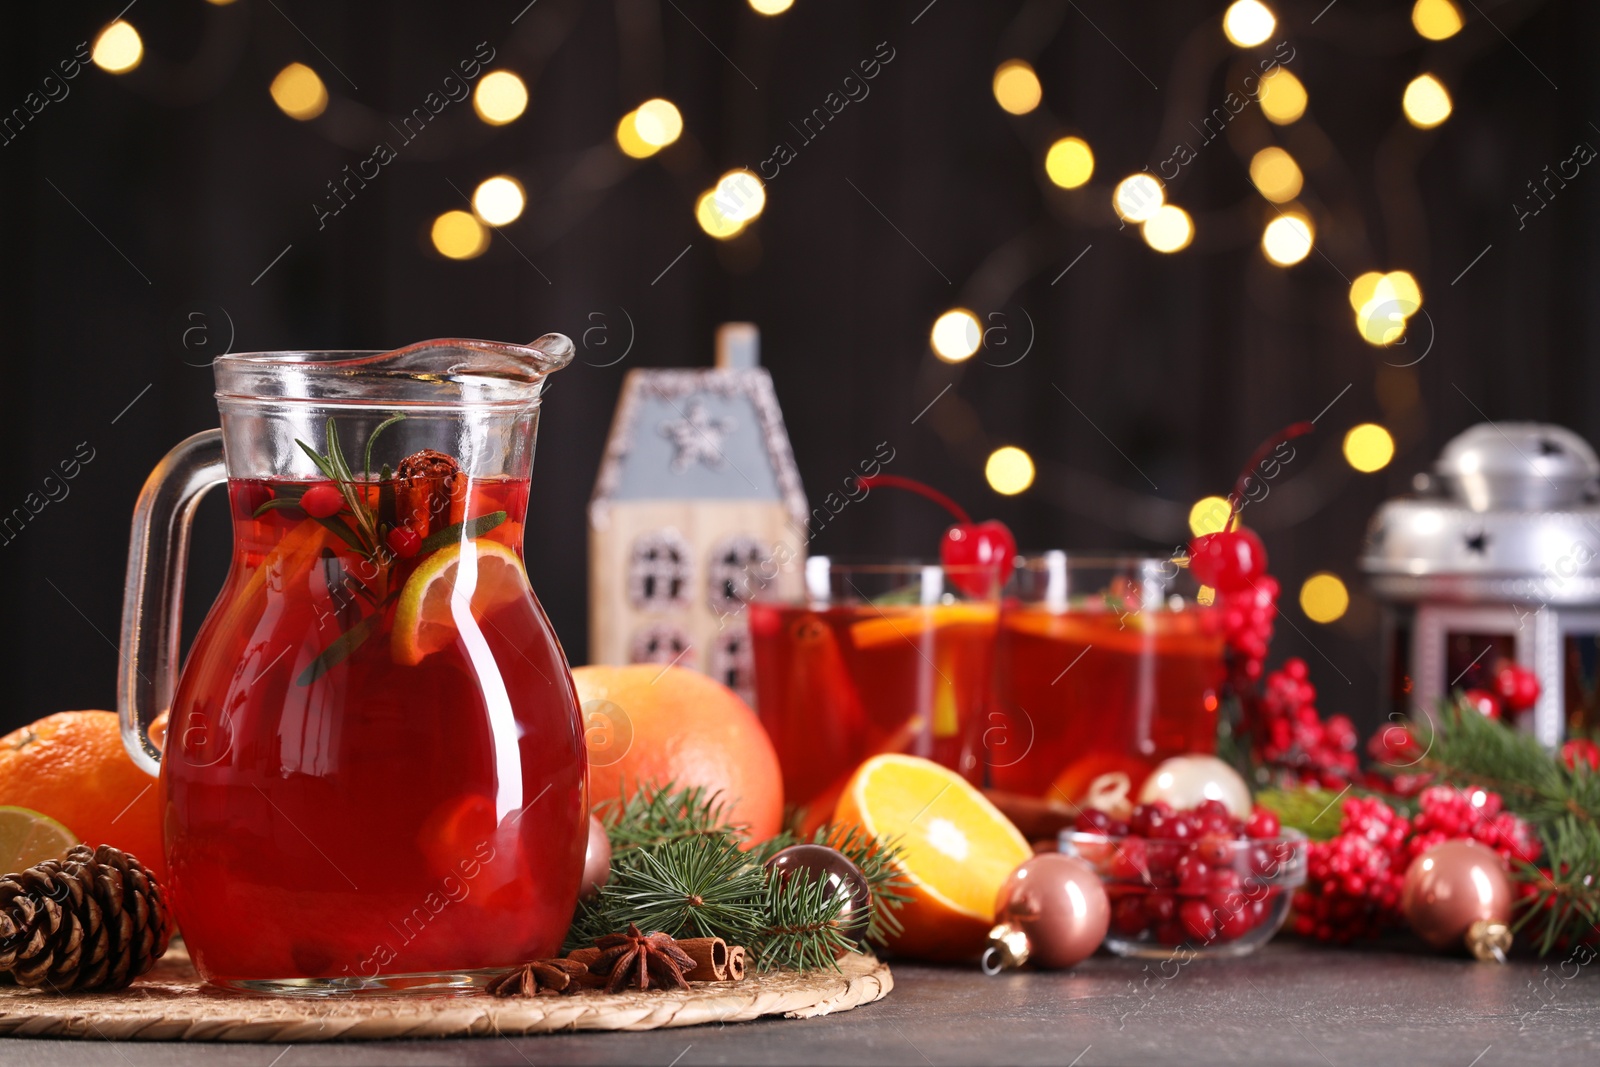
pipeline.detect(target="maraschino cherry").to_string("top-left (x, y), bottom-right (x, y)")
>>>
top-left (856, 474), bottom-right (1016, 595)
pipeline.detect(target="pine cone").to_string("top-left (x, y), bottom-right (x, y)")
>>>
top-left (0, 844), bottom-right (171, 992)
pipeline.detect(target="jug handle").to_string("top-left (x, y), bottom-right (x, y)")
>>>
top-left (119, 429), bottom-right (227, 777)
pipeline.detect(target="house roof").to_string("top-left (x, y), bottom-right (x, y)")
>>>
top-left (590, 367), bottom-right (807, 528)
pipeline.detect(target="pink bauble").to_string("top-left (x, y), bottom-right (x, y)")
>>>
top-left (993, 853), bottom-right (1110, 969)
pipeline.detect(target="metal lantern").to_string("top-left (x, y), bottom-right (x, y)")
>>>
top-left (1361, 422), bottom-right (1600, 749)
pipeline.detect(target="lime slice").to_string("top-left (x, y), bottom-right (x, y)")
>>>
top-left (391, 539), bottom-right (529, 666)
top-left (0, 806), bottom-right (79, 873)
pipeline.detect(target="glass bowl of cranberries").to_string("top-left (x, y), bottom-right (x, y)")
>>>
top-left (1060, 800), bottom-right (1306, 959)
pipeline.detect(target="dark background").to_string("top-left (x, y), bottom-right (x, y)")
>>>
top-left (4, 0), bottom-right (1595, 741)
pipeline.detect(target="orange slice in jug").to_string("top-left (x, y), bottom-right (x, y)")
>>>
top-left (391, 540), bottom-right (529, 666)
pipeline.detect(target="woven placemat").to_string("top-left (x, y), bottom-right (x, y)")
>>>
top-left (0, 945), bottom-right (892, 1042)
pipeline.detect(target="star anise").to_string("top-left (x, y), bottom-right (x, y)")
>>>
top-left (486, 957), bottom-right (590, 997)
top-left (589, 924), bottom-right (696, 993)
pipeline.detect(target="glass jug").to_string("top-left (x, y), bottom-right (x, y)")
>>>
top-left (119, 337), bottom-right (586, 994)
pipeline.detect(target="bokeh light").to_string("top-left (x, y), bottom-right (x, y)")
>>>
top-left (749, 0), bottom-right (794, 13)
top-left (1113, 174), bottom-right (1164, 222)
top-left (1258, 68), bottom-right (1307, 125)
top-left (1189, 496), bottom-right (1234, 537)
top-left (472, 176), bottom-right (525, 226)
top-left (1354, 271), bottom-right (1423, 344)
top-left (1403, 74), bottom-right (1452, 128)
top-left (270, 63), bottom-right (328, 121)
top-left (1300, 573), bottom-right (1350, 624)
top-left (205, 0), bottom-right (238, 5)
top-left (634, 98), bottom-right (683, 148)
top-left (696, 170), bottom-right (766, 239)
top-left (1412, 0), bottom-right (1463, 40)
top-left (1249, 147), bottom-right (1303, 203)
top-left (695, 191), bottom-right (743, 238)
top-left (993, 61), bottom-right (1043, 115)
top-left (1262, 212), bottom-right (1313, 266)
top-left (986, 447), bottom-right (1036, 496)
top-left (616, 111), bottom-right (656, 158)
top-left (1223, 1), bottom-right (1276, 47)
top-left (1045, 137), bottom-right (1095, 189)
top-left (473, 71), bottom-right (528, 125)
top-left (431, 210), bottom-right (489, 260)
top-left (92, 21), bottom-right (143, 74)
top-left (930, 309), bottom-right (982, 362)
top-left (1348, 271), bottom-right (1386, 313)
top-left (1344, 424), bottom-right (1396, 473)
top-left (1142, 204), bottom-right (1194, 253)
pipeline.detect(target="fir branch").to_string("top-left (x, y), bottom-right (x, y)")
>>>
top-left (568, 835), bottom-right (766, 951)
top-left (596, 782), bottom-right (745, 853)
top-left (1257, 785), bottom-right (1416, 842)
top-left (751, 865), bottom-right (853, 972)
top-left (812, 824), bottom-right (912, 946)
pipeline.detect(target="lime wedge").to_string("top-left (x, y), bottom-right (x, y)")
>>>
top-left (0, 806), bottom-right (79, 873)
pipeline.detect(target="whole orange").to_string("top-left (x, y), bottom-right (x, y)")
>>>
top-left (573, 665), bottom-right (783, 843)
top-left (0, 711), bottom-right (166, 881)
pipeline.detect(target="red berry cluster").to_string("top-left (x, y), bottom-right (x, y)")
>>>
top-left (1255, 659), bottom-right (1359, 787)
top-left (1188, 529), bottom-right (1277, 685)
top-left (1563, 738), bottom-right (1600, 771)
top-left (1290, 788), bottom-right (1541, 943)
top-left (1074, 800), bottom-right (1297, 949)
top-left (1461, 661), bottom-right (1542, 723)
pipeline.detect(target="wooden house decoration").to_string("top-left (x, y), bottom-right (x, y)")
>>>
top-left (589, 323), bottom-right (807, 702)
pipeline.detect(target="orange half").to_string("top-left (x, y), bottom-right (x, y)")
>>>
top-left (833, 754), bottom-right (1031, 960)
top-left (391, 540), bottom-right (528, 666)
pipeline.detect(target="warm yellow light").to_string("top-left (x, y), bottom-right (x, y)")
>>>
top-left (1382, 270), bottom-right (1422, 314)
top-left (1258, 68), bottom-right (1307, 125)
top-left (92, 21), bottom-right (143, 74)
top-left (1403, 74), bottom-right (1452, 128)
top-left (1045, 137), bottom-right (1095, 189)
top-left (1357, 303), bottom-right (1407, 347)
top-left (472, 176), bottom-right (525, 226)
top-left (1344, 424), bottom-right (1396, 473)
top-left (930, 309), bottom-right (982, 362)
top-left (474, 71), bottom-right (528, 126)
top-left (713, 169), bottom-right (765, 225)
top-left (993, 60), bottom-right (1043, 116)
top-left (1113, 174), bottom-right (1164, 222)
top-left (1300, 573), bottom-right (1350, 624)
top-left (1348, 271), bottom-right (1385, 313)
top-left (1412, 0), bottom-right (1463, 40)
top-left (696, 190), bottom-right (744, 239)
top-left (1262, 212), bottom-right (1313, 266)
top-left (206, 0), bottom-right (239, 5)
top-left (431, 210), bottom-right (489, 260)
top-left (1142, 205), bottom-right (1194, 253)
top-left (634, 98), bottom-right (683, 148)
top-left (616, 111), bottom-right (657, 159)
top-left (1249, 147), bottom-right (1303, 203)
top-left (269, 63), bottom-right (328, 121)
top-left (986, 447), bottom-right (1036, 496)
top-left (1223, 0), bottom-right (1276, 47)
top-left (1189, 496), bottom-right (1234, 537)
top-left (749, 0), bottom-right (794, 12)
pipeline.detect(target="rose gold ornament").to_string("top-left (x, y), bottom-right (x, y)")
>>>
top-left (982, 853), bottom-right (1109, 972)
top-left (1401, 839), bottom-right (1513, 960)
top-left (581, 815), bottom-right (612, 900)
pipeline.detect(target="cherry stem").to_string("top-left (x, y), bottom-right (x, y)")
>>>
top-left (1230, 421), bottom-right (1316, 512)
top-left (855, 475), bottom-right (971, 524)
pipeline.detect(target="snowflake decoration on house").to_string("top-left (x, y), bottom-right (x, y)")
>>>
top-left (659, 400), bottom-right (735, 472)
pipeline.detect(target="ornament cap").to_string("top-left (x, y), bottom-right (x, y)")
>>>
top-left (1467, 920), bottom-right (1512, 963)
top-left (981, 922), bottom-right (1031, 974)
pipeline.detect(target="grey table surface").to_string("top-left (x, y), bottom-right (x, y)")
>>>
top-left (2, 941), bottom-right (1595, 1066)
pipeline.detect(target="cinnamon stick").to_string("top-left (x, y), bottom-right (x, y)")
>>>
top-left (726, 945), bottom-right (747, 981)
top-left (675, 937), bottom-right (729, 981)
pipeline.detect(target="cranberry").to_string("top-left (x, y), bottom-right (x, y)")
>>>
top-left (1196, 833), bottom-right (1234, 867)
top-left (1144, 891), bottom-right (1177, 923)
top-left (1196, 799), bottom-right (1231, 822)
top-left (1219, 902), bottom-right (1254, 939)
top-left (1107, 819), bottom-right (1131, 837)
top-left (1461, 688), bottom-right (1502, 721)
top-left (1110, 838), bottom-right (1150, 882)
top-left (1208, 867), bottom-right (1242, 894)
top-left (1155, 920), bottom-right (1188, 946)
top-left (1493, 662), bottom-right (1541, 712)
top-left (386, 526), bottom-right (422, 560)
top-left (1180, 899), bottom-right (1218, 942)
top-left (1129, 802), bottom-right (1171, 836)
top-left (1111, 896), bottom-right (1147, 936)
top-left (1187, 528), bottom-right (1268, 593)
top-left (941, 519), bottom-right (1017, 597)
top-left (300, 483), bottom-right (344, 519)
top-left (1175, 853), bottom-right (1210, 895)
top-left (1245, 807), bottom-right (1281, 839)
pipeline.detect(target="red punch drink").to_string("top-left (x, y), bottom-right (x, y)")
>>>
top-left (164, 470), bottom-right (586, 990)
top-left (748, 560), bottom-right (999, 822)
top-left (987, 554), bottom-right (1225, 802)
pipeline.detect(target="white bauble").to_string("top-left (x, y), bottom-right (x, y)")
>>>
top-left (1137, 755), bottom-right (1251, 817)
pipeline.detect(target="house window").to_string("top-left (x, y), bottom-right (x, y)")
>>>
top-left (629, 528), bottom-right (692, 612)
top-left (630, 623), bottom-right (695, 667)
top-left (711, 627), bottom-right (755, 703)
top-left (707, 535), bottom-right (768, 615)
